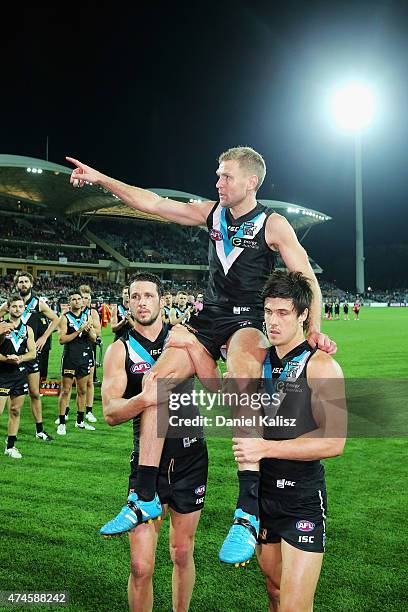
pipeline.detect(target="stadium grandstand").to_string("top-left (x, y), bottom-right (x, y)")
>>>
top-left (0, 154), bottom-right (330, 299)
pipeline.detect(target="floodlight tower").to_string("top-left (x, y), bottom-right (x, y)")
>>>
top-left (331, 83), bottom-right (376, 294)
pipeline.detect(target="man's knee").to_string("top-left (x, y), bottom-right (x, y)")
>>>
top-left (60, 389), bottom-right (70, 401)
top-left (76, 384), bottom-right (87, 397)
top-left (29, 391), bottom-right (41, 401)
top-left (9, 405), bottom-right (21, 419)
top-left (129, 557), bottom-right (155, 582)
top-left (170, 538), bottom-right (194, 569)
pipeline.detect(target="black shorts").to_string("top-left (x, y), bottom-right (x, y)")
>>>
top-left (258, 485), bottom-right (327, 553)
top-left (129, 442), bottom-right (208, 514)
top-left (186, 303), bottom-right (265, 360)
top-left (25, 358), bottom-right (40, 376)
top-left (0, 368), bottom-right (29, 397)
top-left (61, 352), bottom-right (92, 379)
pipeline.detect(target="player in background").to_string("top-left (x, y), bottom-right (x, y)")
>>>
top-left (0, 272), bottom-right (57, 441)
top-left (80, 284), bottom-right (102, 423)
top-left (0, 294), bottom-right (36, 458)
top-left (56, 291), bottom-right (97, 435)
top-left (111, 286), bottom-right (133, 341)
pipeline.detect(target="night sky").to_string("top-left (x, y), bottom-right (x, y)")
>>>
top-left (3, 1), bottom-right (408, 290)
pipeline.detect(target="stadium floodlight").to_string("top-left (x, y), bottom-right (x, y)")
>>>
top-left (331, 83), bottom-right (376, 131)
top-left (330, 82), bottom-right (376, 294)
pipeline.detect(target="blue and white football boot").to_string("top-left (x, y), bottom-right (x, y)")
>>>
top-left (219, 508), bottom-right (260, 566)
top-left (100, 492), bottom-right (162, 538)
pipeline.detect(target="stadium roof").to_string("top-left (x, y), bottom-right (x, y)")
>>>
top-left (0, 154), bottom-right (331, 229)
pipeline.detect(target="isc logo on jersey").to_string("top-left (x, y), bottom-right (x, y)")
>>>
top-left (130, 362), bottom-right (151, 374)
top-left (296, 520), bottom-right (315, 532)
top-left (210, 229), bottom-right (223, 241)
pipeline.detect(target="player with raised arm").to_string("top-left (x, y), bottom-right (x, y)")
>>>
top-left (67, 147), bottom-right (336, 565)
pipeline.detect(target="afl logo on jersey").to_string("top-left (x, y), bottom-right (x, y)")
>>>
top-left (130, 362), bottom-right (151, 374)
top-left (296, 520), bottom-right (315, 532)
top-left (210, 229), bottom-right (223, 241)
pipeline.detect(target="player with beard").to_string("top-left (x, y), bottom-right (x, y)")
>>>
top-left (79, 284), bottom-right (102, 423)
top-left (232, 271), bottom-right (346, 610)
top-left (0, 272), bottom-right (57, 441)
top-left (111, 286), bottom-right (133, 341)
top-left (67, 147), bottom-right (335, 565)
top-left (0, 294), bottom-right (36, 458)
top-left (169, 291), bottom-right (193, 326)
top-left (56, 291), bottom-right (97, 435)
top-left (100, 273), bottom-right (218, 612)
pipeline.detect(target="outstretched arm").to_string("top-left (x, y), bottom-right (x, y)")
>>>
top-left (66, 157), bottom-right (213, 226)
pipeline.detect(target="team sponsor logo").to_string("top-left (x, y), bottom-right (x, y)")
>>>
top-left (228, 225), bottom-right (240, 232)
top-left (63, 369), bottom-right (75, 375)
top-left (276, 380), bottom-right (285, 392)
top-left (232, 236), bottom-right (258, 249)
top-left (0, 387), bottom-right (10, 394)
top-left (195, 485), bottom-right (206, 496)
top-left (276, 479), bottom-right (296, 488)
top-left (210, 229), bottom-right (223, 241)
top-left (195, 497), bottom-right (204, 504)
top-left (273, 367), bottom-right (284, 374)
top-left (130, 362), bottom-right (151, 374)
top-left (296, 520), bottom-right (315, 532)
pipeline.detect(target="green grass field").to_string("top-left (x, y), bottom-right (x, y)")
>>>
top-left (1, 308), bottom-right (407, 611)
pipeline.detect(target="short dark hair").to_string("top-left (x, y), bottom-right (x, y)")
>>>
top-left (68, 289), bottom-right (82, 299)
top-left (7, 293), bottom-right (24, 307)
top-left (129, 272), bottom-right (164, 297)
top-left (261, 271), bottom-right (313, 325)
top-left (14, 271), bottom-right (34, 285)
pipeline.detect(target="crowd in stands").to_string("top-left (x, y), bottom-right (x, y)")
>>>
top-left (0, 271), bottom-right (406, 309)
top-left (0, 214), bottom-right (89, 246)
top-left (89, 218), bottom-right (208, 265)
top-left (0, 243), bottom-right (102, 264)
